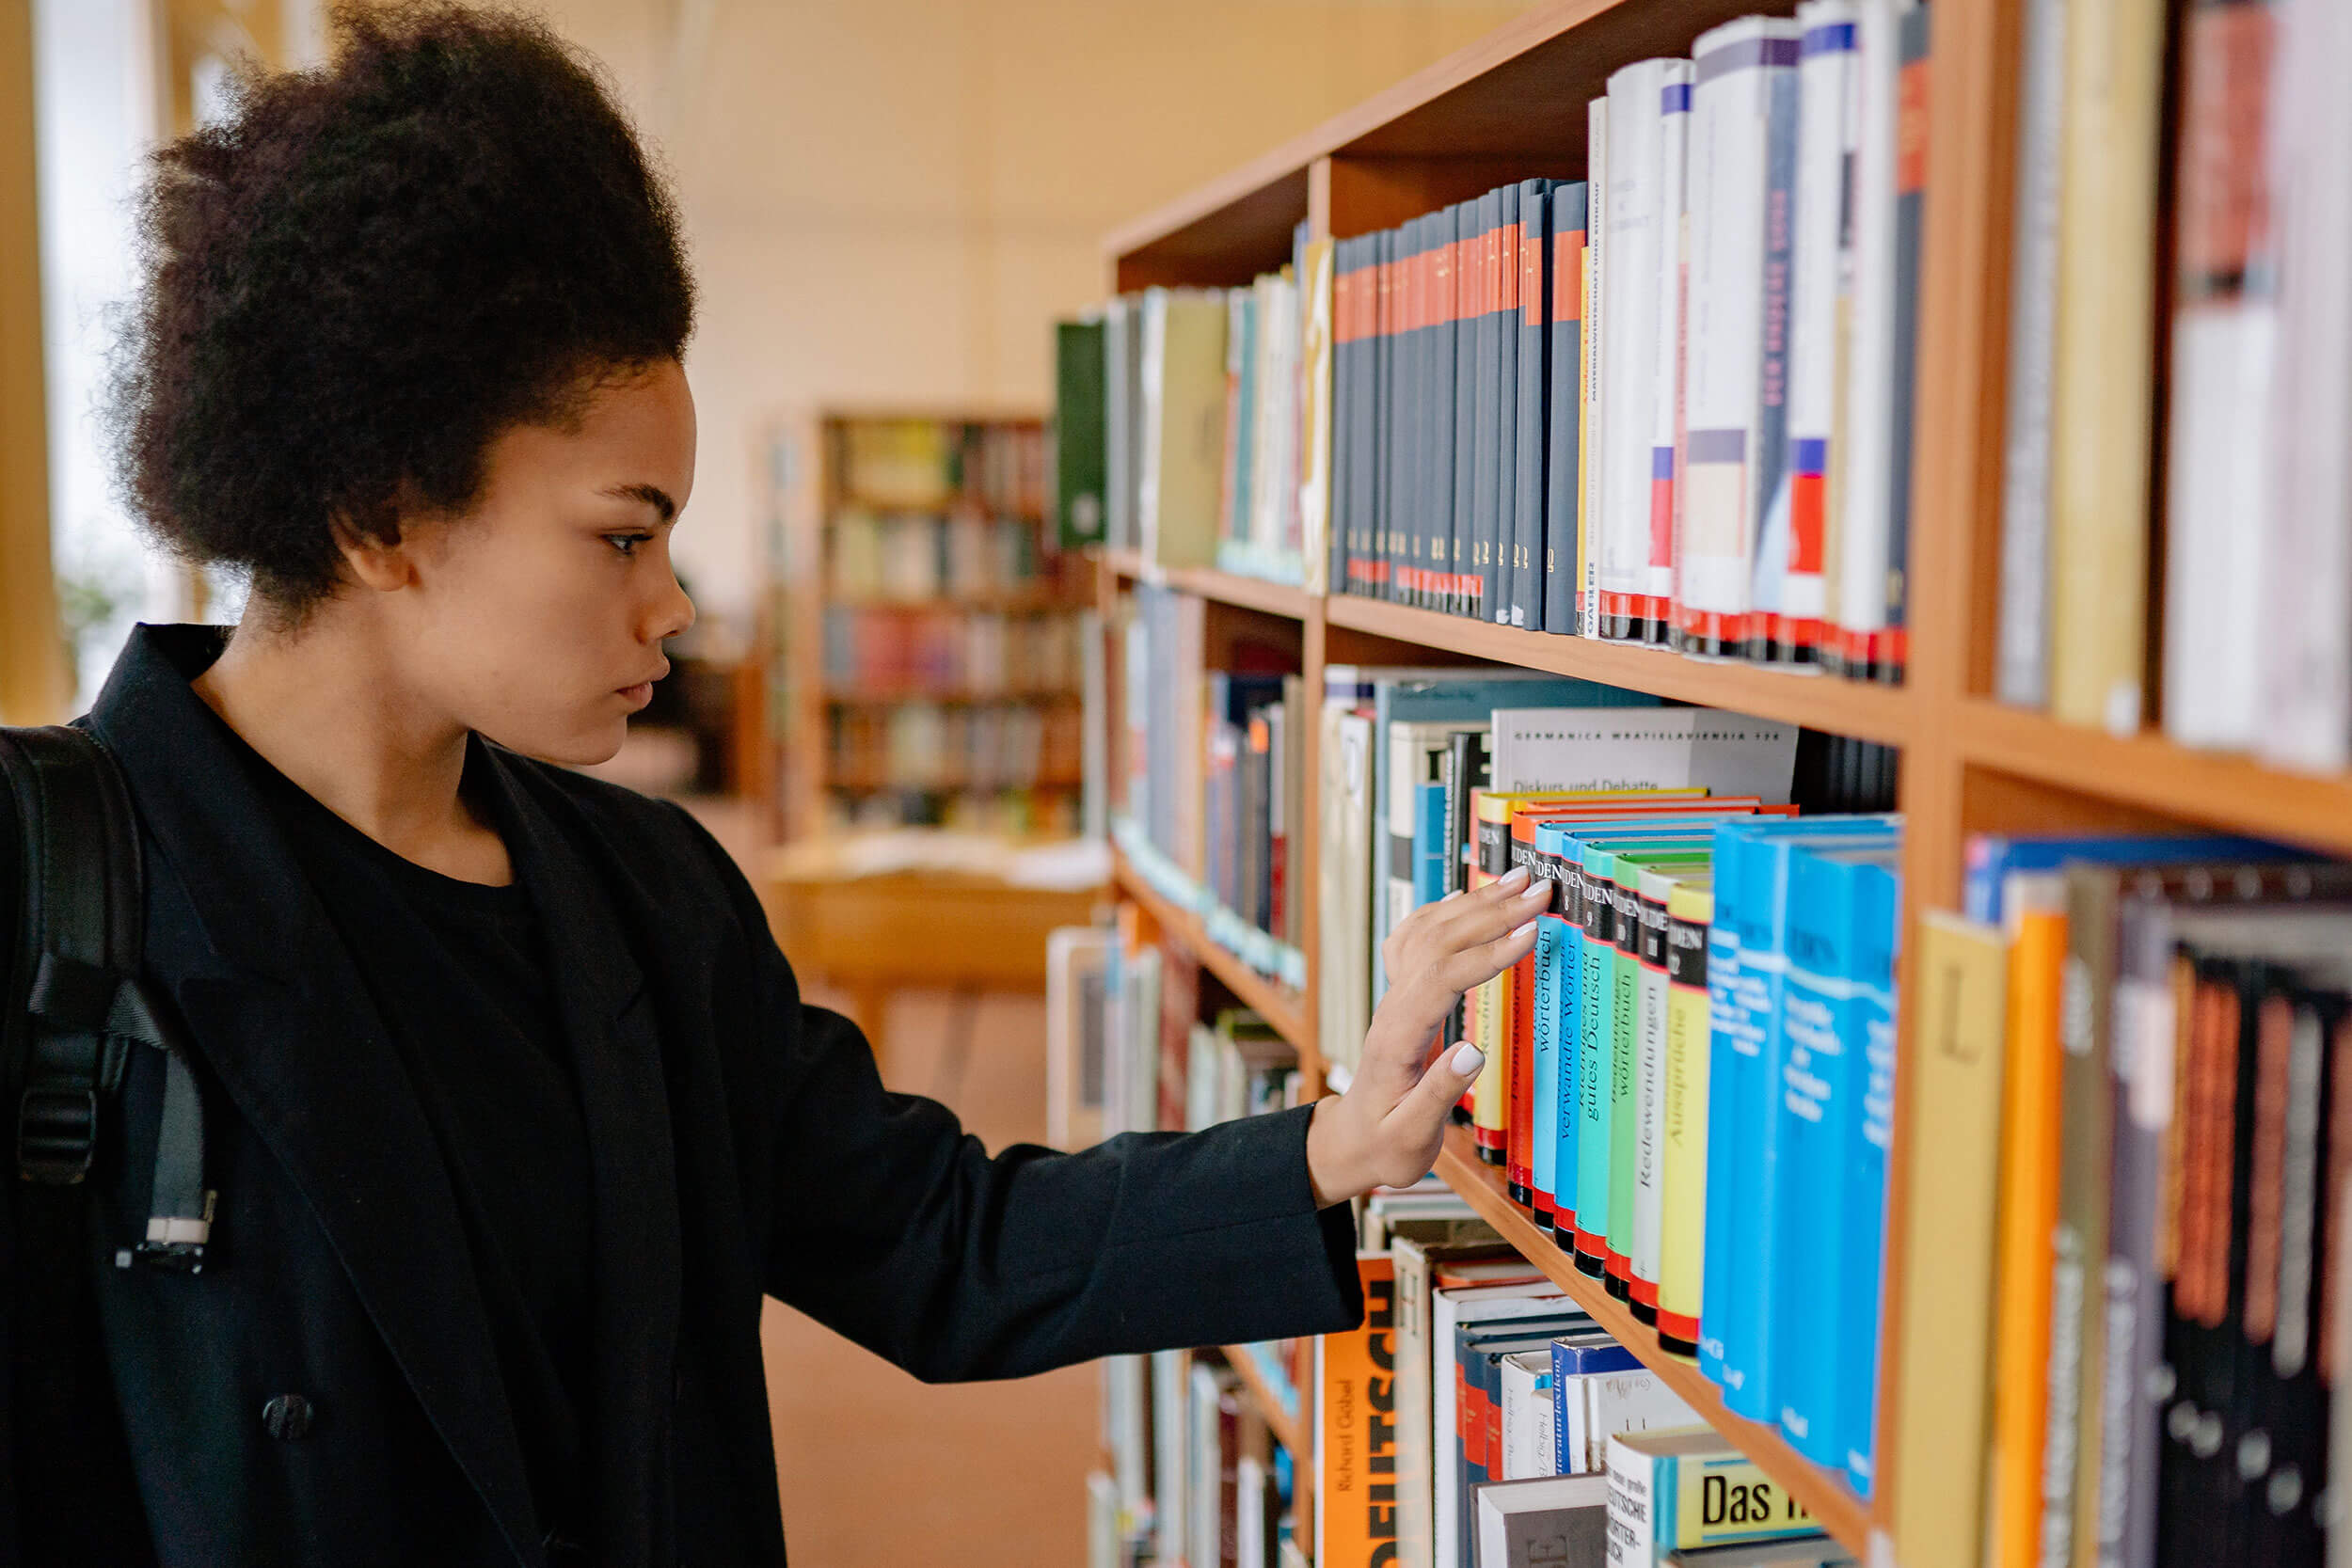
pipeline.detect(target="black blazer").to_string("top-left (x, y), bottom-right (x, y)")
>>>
top-left (34, 626), bottom-right (1360, 1567)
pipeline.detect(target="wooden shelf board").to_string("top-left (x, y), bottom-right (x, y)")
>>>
top-left (1101, 549), bottom-right (1312, 621)
top-left (1220, 1344), bottom-right (1305, 1458)
top-left (1111, 851), bottom-right (1318, 1075)
top-left (1432, 1126), bottom-right (1872, 1557)
top-left (1325, 596), bottom-right (1915, 745)
top-left (1960, 701), bottom-right (2352, 857)
top-left (1103, 0), bottom-right (1801, 266)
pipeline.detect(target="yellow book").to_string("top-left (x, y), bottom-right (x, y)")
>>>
top-left (2047, 0), bottom-right (2167, 731)
top-left (1990, 879), bottom-right (2066, 1568)
top-left (1891, 912), bottom-right (2010, 1568)
top-left (1656, 879), bottom-right (1714, 1356)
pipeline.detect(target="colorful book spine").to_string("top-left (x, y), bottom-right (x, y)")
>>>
top-left (1658, 879), bottom-right (1714, 1356)
top-left (1630, 862), bottom-right (1702, 1323)
top-left (1649, 65), bottom-right (1694, 646)
top-left (1839, 854), bottom-right (1899, 1494)
top-left (1531, 823), bottom-right (1578, 1230)
top-left (1581, 103), bottom-right (1609, 640)
top-left (1785, 1), bottom-right (1858, 670)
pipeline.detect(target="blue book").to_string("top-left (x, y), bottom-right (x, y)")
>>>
top-left (1533, 820), bottom-right (1583, 1236)
top-left (1414, 781), bottom-right (1451, 908)
top-left (1367, 673), bottom-right (1659, 1010)
top-left (1772, 843), bottom-right (1901, 1467)
top-left (1961, 831), bottom-right (2293, 925)
top-left (1842, 855), bottom-right (1899, 1497)
top-left (1549, 1333), bottom-right (1643, 1473)
top-left (1702, 816), bottom-right (1898, 1420)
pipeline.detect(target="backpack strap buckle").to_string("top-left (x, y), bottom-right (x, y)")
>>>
top-left (16, 1086), bottom-right (98, 1185)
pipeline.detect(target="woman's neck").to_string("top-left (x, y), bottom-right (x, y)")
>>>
top-left (191, 610), bottom-right (514, 885)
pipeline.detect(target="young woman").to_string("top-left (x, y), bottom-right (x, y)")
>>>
top-left (35, 7), bottom-right (1546, 1563)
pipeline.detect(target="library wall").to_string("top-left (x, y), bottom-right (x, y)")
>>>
top-left (539, 0), bottom-right (1534, 631)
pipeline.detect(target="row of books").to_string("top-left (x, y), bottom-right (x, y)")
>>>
top-left (1114, 583), bottom-right (1311, 969)
top-left (1328, 4), bottom-right (1929, 681)
top-left (820, 784), bottom-right (1079, 839)
top-left (1892, 832), bottom-right (2352, 1568)
top-left (1094, 1349), bottom-right (1300, 1568)
top-left (1438, 802), bottom-right (1902, 1499)
top-left (819, 605), bottom-right (1087, 697)
top-left (1314, 665), bottom-right (1808, 1074)
top-left (825, 510), bottom-right (1074, 604)
top-left (1064, 225), bottom-right (1323, 587)
top-left (1320, 1212), bottom-right (1852, 1568)
top-left (823, 702), bottom-right (1082, 793)
top-left (833, 417), bottom-right (1044, 515)
top-left (1995, 0), bottom-right (2352, 767)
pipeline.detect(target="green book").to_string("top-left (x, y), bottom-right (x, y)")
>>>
top-left (1054, 317), bottom-right (1107, 549)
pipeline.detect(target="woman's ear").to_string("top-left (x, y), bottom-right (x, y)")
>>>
top-left (328, 512), bottom-right (419, 594)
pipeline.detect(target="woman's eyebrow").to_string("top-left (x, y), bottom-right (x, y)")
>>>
top-left (601, 482), bottom-right (676, 522)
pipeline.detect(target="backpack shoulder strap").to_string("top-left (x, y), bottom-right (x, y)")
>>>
top-left (1, 726), bottom-right (211, 1259)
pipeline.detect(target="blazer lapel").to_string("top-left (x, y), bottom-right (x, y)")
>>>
top-left (91, 627), bottom-right (542, 1566)
top-left (487, 751), bottom-right (683, 1566)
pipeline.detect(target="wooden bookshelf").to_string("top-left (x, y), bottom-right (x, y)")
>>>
top-left (1219, 1343), bottom-right (1306, 1460)
top-left (757, 409), bottom-right (1090, 844)
top-left (1085, 0), bottom-right (2352, 1558)
top-left (1112, 848), bottom-right (1317, 1077)
top-left (1432, 1126), bottom-right (1873, 1556)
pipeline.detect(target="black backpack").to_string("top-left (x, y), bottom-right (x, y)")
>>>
top-left (0, 725), bottom-right (214, 1560)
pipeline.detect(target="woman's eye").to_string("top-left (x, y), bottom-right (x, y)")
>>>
top-left (605, 532), bottom-right (653, 558)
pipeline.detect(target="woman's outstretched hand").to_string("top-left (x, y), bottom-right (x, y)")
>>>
top-left (1303, 863), bottom-right (1551, 1207)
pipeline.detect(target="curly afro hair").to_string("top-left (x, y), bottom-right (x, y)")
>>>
top-left (110, 2), bottom-right (695, 613)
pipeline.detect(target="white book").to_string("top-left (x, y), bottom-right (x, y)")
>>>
top-left (1499, 1350), bottom-right (1557, 1481)
top-left (1995, 0), bottom-right (2065, 706)
top-left (1833, 0), bottom-right (1903, 661)
top-left (1433, 1284), bottom-right (1581, 1568)
top-left (1487, 707), bottom-right (1800, 802)
top-left (1152, 1349), bottom-right (1189, 1568)
top-left (1320, 706), bottom-right (1376, 1075)
top-left (1088, 1469), bottom-right (1120, 1568)
top-left (1646, 60), bottom-right (1696, 640)
top-left (1472, 1474), bottom-right (1611, 1568)
top-left (2165, 305), bottom-right (2276, 751)
top-left (1237, 1454), bottom-right (1269, 1568)
top-left (1046, 926), bottom-right (1111, 1148)
top-left (1598, 59), bottom-right (1678, 639)
top-left (2260, 0), bottom-right (2352, 772)
top-left (1566, 1370), bottom-right (1704, 1479)
top-left (1191, 1363), bottom-right (1229, 1568)
top-left (1678, 17), bottom-right (1802, 655)
top-left (1581, 95), bottom-right (1611, 640)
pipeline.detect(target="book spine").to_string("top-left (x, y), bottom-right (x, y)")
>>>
top-left (1774, 852), bottom-right (1857, 1466)
top-left (1531, 836), bottom-right (1569, 1226)
top-left (1750, 29), bottom-right (1803, 664)
top-left (1786, 4), bottom-right (1856, 670)
top-left (1887, 917), bottom-right (2010, 1568)
top-left (2161, 0), bottom-right (2280, 752)
top-left (1677, 23), bottom-right (1764, 658)
top-left (1605, 871), bottom-right (1645, 1294)
top-left (1322, 1259), bottom-right (1401, 1568)
top-left (1507, 821), bottom-right (1542, 1202)
top-left (1471, 800), bottom-right (1515, 1160)
top-left (1876, 5), bottom-right (1929, 687)
top-left (1841, 862), bottom-right (1899, 1495)
top-left (2257, 0), bottom-right (2352, 771)
top-left (1659, 888), bottom-right (1712, 1355)
top-left (1431, 211), bottom-right (1461, 621)
top-left (1831, 1), bottom-right (1901, 677)
top-left (1546, 182), bottom-right (1588, 636)
top-left (1996, 0), bottom-right (2065, 706)
top-left (1647, 68), bottom-right (1694, 645)
top-left (1581, 102), bottom-right (1609, 640)
top-left (1629, 882), bottom-right (1675, 1321)
top-left (1515, 179), bottom-right (1551, 629)
top-left (1600, 64), bottom-right (1663, 642)
top-left (1698, 837), bottom-right (1748, 1385)
top-left (1575, 853), bottom-right (1616, 1274)
top-left (1552, 851), bottom-right (1589, 1241)
top-left (1471, 191), bottom-right (1501, 626)
top-left (2047, 0), bottom-right (2161, 726)
top-left (1452, 203), bottom-right (1480, 618)
top-left (1493, 183), bottom-right (1522, 625)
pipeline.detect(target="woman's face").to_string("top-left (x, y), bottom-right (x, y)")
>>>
top-left (382, 357), bottom-right (699, 766)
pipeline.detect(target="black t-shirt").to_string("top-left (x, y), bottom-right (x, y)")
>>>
top-left (247, 737), bottom-right (595, 1544)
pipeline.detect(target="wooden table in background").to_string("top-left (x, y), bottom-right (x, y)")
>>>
top-left (761, 841), bottom-right (1103, 1070)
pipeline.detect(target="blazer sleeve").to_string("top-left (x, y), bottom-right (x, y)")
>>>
top-left (689, 824), bottom-right (1363, 1384)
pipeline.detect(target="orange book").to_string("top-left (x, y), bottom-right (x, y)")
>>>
top-left (1317, 1254), bottom-right (1400, 1568)
top-left (1989, 879), bottom-right (2066, 1568)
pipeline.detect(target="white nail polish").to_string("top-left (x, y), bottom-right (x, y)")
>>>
top-left (1499, 865), bottom-right (1531, 890)
top-left (1450, 1041), bottom-right (1486, 1077)
top-left (1510, 919), bottom-right (1538, 940)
